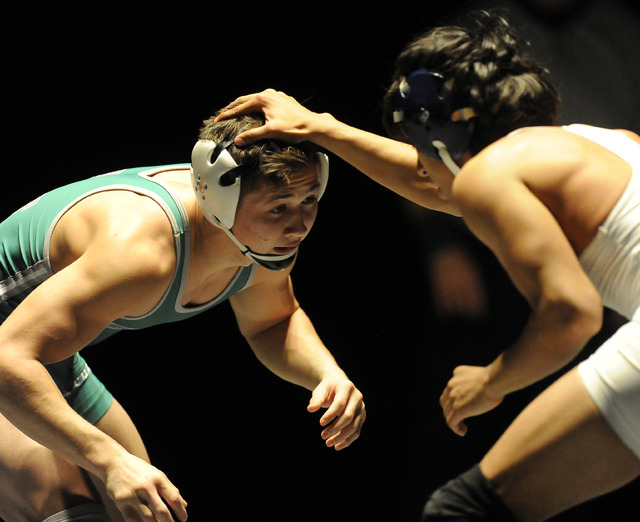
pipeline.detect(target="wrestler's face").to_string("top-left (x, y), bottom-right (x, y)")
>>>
top-left (232, 165), bottom-right (321, 256)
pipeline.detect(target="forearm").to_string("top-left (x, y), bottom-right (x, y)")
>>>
top-left (485, 306), bottom-right (602, 397)
top-left (303, 113), bottom-right (458, 212)
top-left (246, 307), bottom-right (346, 391)
top-left (0, 355), bottom-right (125, 481)
top-left (220, 90), bottom-right (457, 212)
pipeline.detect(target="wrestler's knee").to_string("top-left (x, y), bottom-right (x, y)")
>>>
top-left (423, 465), bottom-right (517, 521)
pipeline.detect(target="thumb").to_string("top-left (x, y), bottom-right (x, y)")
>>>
top-left (454, 421), bottom-right (468, 437)
top-left (307, 384), bottom-right (329, 413)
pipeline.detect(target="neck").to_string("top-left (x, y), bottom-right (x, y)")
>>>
top-left (191, 210), bottom-right (253, 271)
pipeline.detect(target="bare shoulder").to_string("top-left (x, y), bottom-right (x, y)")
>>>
top-left (473, 127), bottom-right (582, 171)
top-left (51, 189), bottom-right (177, 279)
top-left (456, 127), bottom-right (584, 194)
top-left (455, 126), bottom-right (631, 253)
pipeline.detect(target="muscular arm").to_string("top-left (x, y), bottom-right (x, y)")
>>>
top-left (440, 147), bottom-right (603, 435)
top-left (0, 192), bottom-right (188, 520)
top-left (230, 266), bottom-right (365, 450)
top-left (217, 89), bottom-right (459, 214)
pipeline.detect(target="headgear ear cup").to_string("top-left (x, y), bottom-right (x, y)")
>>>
top-left (316, 152), bottom-right (329, 200)
top-left (191, 139), bottom-right (242, 229)
top-left (393, 69), bottom-right (476, 173)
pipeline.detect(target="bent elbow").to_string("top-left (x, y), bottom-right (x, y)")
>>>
top-left (562, 290), bottom-right (603, 346)
top-left (579, 287), bottom-right (604, 336)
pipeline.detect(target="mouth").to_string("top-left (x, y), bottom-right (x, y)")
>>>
top-left (273, 243), bottom-right (300, 255)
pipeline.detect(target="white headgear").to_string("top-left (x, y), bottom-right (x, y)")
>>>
top-left (190, 137), bottom-right (329, 270)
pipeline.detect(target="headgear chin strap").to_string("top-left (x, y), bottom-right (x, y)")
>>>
top-left (190, 137), bottom-right (329, 271)
top-left (393, 69), bottom-right (476, 175)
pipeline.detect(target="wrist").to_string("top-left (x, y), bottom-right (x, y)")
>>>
top-left (484, 359), bottom-right (511, 400)
top-left (319, 365), bottom-right (349, 384)
top-left (307, 112), bottom-right (346, 147)
top-left (81, 432), bottom-right (129, 480)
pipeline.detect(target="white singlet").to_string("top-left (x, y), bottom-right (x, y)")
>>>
top-left (568, 124), bottom-right (640, 457)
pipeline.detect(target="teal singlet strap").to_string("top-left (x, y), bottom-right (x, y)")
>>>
top-left (1, 164), bottom-right (256, 344)
top-left (88, 166), bottom-right (257, 340)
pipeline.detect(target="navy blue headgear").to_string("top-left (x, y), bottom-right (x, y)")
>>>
top-left (393, 69), bottom-right (476, 175)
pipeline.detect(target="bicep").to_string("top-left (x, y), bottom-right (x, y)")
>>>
top-left (230, 270), bottom-right (299, 340)
top-left (459, 178), bottom-right (593, 308)
top-left (0, 240), bottom-right (174, 365)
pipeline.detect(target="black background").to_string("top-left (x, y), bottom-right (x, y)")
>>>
top-left (2, 1), bottom-right (640, 520)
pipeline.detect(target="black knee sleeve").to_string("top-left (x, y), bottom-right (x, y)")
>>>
top-left (422, 464), bottom-right (517, 521)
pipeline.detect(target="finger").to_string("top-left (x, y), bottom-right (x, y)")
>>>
top-left (439, 383), bottom-right (453, 407)
top-left (307, 401), bottom-right (321, 413)
top-left (443, 395), bottom-right (457, 423)
top-left (159, 483), bottom-right (189, 522)
top-left (330, 429), bottom-right (361, 451)
top-left (214, 94), bottom-right (263, 121)
top-left (441, 395), bottom-right (460, 433)
top-left (322, 395), bottom-right (366, 443)
top-left (326, 430), bottom-right (354, 450)
top-left (234, 125), bottom-right (276, 146)
top-left (136, 481), bottom-right (187, 522)
top-left (215, 89), bottom-right (279, 122)
top-left (440, 391), bottom-right (453, 420)
top-left (321, 414), bottom-right (348, 442)
top-left (122, 494), bottom-right (170, 522)
top-left (319, 394), bottom-right (347, 427)
top-left (142, 496), bottom-right (174, 522)
top-left (321, 392), bottom-right (363, 435)
top-left (325, 405), bottom-right (366, 449)
top-left (140, 503), bottom-right (155, 520)
top-left (445, 407), bottom-right (468, 437)
top-left (453, 420), bottom-right (468, 437)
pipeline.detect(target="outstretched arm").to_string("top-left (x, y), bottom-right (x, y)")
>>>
top-left (216, 89), bottom-right (460, 214)
top-left (230, 267), bottom-right (365, 450)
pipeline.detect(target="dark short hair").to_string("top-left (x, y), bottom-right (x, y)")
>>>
top-left (383, 10), bottom-right (560, 154)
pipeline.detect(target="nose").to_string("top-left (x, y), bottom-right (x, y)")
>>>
top-left (284, 208), bottom-right (314, 238)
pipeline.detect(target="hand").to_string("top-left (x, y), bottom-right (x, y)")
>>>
top-left (307, 375), bottom-right (366, 450)
top-left (104, 451), bottom-right (188, 521)
top-left (439, 365), bottom-right (504, 437)
top-left (215, 89), bottom-right (320, 145)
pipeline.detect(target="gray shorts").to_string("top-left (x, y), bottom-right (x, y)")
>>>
top-left (578, 320), bottom-right (640, 458)
top-left (42, 504), bottom-right (111, 522)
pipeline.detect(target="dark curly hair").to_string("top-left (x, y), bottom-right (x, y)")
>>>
top-left (382, 10), bottom-right (560, 154)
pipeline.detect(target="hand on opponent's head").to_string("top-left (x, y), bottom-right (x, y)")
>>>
top-left (215, 89), bottom-right (319, 147)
